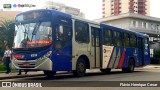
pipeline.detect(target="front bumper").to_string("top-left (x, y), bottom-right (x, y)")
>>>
top-left (11, 56), bottom-right (52, 71)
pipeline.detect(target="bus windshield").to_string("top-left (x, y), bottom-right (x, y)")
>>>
top-left (13, 21), bottom-right (52, 48)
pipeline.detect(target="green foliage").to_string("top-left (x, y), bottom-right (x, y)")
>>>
top-left (150, 58), bottom-right (160, 64)
top-left (154, 50), bottom-right (160, 55)
top-left (0, 19), bottom-right (15, 51)
top-left (0, 64), bottom-right (6, 71)
top-left (151, 50), bottom-right (160, 64)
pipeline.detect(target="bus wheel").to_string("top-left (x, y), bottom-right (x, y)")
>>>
top-left (43, 70), bottom-right (56, 77)
top-left (100, 68), bottom-right (111, 73)
top-left (122, 59), bottom-right (135, 73)
top-left (73, 58), bottom-right (86, 77)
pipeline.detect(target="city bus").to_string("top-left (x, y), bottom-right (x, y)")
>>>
top-left (12, 9), bottom-right (150, 77)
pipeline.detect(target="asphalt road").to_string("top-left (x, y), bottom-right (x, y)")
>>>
top-left (0, 65), bottom-right (160, 90)
top-left (0, 65), bottom-right (160, 81)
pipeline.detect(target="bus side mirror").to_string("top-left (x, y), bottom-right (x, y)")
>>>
top-left (145, 44), bottom-right (148, 49)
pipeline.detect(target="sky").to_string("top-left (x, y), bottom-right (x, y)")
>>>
top-left (0, 0), bottom-right (160, 20)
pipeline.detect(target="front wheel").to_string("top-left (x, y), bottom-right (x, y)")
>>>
top-left (43, 70), bottom-right (56, 77)
top-left (122, 59), bottom-right (135, 73)
top-left (73, 58), bottom-right (86, 77)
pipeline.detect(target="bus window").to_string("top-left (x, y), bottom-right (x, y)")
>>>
top-left (113, 31), bottom-right (122, 46)
top-left (123, 33), bottom-right (130, 47)
top-left (91, 27), bottom-right (100, 47)
top-left (103, 29), bottom-right (113, 45)
top-left (75, 21), bottom-right (89, 43)
top-left (130, 34), bottom-right (137, 47)
top-left (137, 38), bottom-right (143, 50)
top-left (55, 25), bottom-right (72, 50)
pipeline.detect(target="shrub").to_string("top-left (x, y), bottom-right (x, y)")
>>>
top-left (150, 57), bottom-right (160, 64)
top-left (0, 64), bottom-right (6, 71)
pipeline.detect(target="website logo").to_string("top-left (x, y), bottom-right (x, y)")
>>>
top-left (3, 4), bottom-right (36, 10)
top-left (17, 4), bottom-right (36, 8)
top-left (1, 82), bottom-right (42, 87)
top-left (3, 4), bottom-right (12, 9)
top-left (13, 4), bottom-right (17, 8)
top-left (18, 4), bottom-right (21, 8)
top-left (2, 82), bottom-right (12, 87)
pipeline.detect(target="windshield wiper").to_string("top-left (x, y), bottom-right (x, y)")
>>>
top-left (19, 24), bottom-right (29, 48)
top-left (31, 22), bottom-right (41, 41)
top-left (23, 25), bottom-right (29, 41)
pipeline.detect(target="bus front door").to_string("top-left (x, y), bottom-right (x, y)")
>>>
top-left (137, 38), bottom-right (144, 66)
top-left (143, 38), bottom-right (150, 65)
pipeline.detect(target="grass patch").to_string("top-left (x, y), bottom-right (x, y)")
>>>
top-left (0, 64), bottom-right (6, 71)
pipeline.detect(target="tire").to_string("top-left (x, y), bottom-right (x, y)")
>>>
top-left (100, 68), bottom-right (111, 73)
top-left (122, 59), bottom-right (135, 73)
top-left (73, 58), bottom-right (86, 77)
top-left (43, 70), bottom-right (56, 77)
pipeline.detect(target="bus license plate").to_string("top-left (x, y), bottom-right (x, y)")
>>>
top-left (23, 63), bottom-right (30, 67)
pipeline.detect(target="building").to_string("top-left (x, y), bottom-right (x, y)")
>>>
top-left (95, 13), bottom-right (160, 50)
top-left (102, 0), bottom-right (150, 17)
top-left (0, 11), bottom-right (20, 25)
top-left (95, 13), bottom-right (160, 41)
top-left (42, 1), bottom-right (85, 18)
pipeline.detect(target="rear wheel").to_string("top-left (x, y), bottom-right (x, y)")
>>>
top-left (73, 58), bottom-right (86, 77)
top-left (122, 59), bottom-right (135, 73)
top-left (43, 70), bottom-right (56, 77)
top-left (100, 68), bottom-right (111, 73)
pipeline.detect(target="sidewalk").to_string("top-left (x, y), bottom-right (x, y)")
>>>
top-left (0, 71), bottom-right (44, 80)
top-left (143, 64), bottom-right (160, 69)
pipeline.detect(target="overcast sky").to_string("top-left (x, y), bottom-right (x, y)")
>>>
top-left (0, 0), bottom-right (160, 20)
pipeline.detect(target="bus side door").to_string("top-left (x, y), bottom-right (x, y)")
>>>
top-left (91, 26), bottom-right (101, 68)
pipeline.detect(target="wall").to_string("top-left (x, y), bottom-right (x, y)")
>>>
top-left (102, 18), bottom-right (131, 29)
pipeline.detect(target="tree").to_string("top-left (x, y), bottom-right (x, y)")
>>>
top-left (0, 19), bottom-right (15, 51)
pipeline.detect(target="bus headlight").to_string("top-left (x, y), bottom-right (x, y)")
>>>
top-left (13, 54), bottom-right (24, 60)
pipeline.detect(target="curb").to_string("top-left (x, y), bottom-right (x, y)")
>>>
top-left (0, 70), bottom-right (19, 73)
top-left (0, 74), bottom-right (44, 80)
top-left (148, 64), bottom-right (160, 67)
